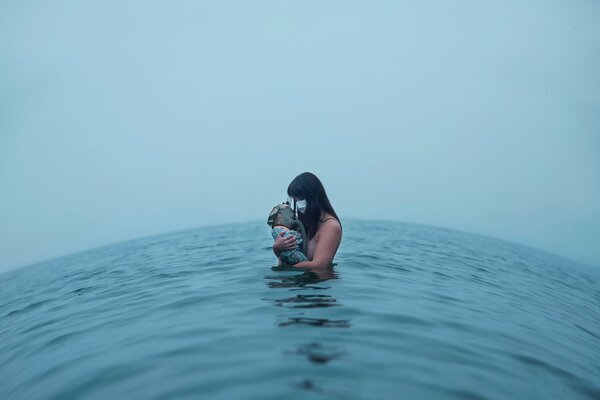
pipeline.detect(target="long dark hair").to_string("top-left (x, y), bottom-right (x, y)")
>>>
top-left (287, 172), bottom-right (341, 239)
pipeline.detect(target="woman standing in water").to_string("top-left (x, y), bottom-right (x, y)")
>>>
top-left (273, 172), bottom-right (342, 269)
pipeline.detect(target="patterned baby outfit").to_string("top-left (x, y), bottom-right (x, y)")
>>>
top-left (271, 227), bottom-right (308, 265)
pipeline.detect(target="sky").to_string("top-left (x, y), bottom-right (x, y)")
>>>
top-left (1, 0), bottom-right (599, 272)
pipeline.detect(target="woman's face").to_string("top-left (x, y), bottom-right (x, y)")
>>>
top-left (294, 197), bottom-right (307, 213)
top-left (288, 196), bottom-right (307, 213)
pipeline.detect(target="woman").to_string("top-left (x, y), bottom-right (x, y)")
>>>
top-left (273, 172), bottom-right (342, 269)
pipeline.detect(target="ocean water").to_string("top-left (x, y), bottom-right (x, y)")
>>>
top-left (1, 219), bottom-right (599, 400)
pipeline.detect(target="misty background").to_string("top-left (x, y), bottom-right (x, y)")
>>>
top-left (1, 1), bottom-right (599, 273)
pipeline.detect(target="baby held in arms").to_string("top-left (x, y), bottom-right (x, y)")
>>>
top-left (267, 202), bottom-right (308, 265)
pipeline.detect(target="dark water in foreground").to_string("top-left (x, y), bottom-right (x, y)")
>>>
top-left (1, 220), bottom-right (599, 400)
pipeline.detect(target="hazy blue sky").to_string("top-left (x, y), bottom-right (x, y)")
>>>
top-left (1, 0), bottom-right (599, 272)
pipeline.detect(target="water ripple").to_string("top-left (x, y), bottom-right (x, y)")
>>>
top-left (0, 220), bottom-right (598, 400)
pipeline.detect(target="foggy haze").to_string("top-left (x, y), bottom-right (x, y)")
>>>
top-left (1, 0), bottom-right (599, 272)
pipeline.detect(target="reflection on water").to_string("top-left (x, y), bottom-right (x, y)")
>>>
top-left (278, 317), bottom-right (351, 327)
top-left (263, 264), bottom-right (350, 394)
top-left (264, 265), bottom-right (336, 289)
top-left (285, 342), bottom-right (347, 365)
top-left (270, 294), bottom-right (339, 308)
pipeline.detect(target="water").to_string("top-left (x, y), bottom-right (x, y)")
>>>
top-left (1, 219), bottom-right (599, 400)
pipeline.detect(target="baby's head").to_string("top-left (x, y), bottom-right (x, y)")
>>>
top-left (267, 203), bottom-right (295, 229)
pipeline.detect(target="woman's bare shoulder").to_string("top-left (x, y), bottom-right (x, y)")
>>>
top-left (318, 216), bottom-right (342, 236)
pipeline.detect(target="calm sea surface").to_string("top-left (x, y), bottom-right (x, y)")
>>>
top-left (1, 220), bottom-right (599, 400)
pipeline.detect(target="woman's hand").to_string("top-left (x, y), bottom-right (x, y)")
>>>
top-left (273, 231), bottom-right (297, 255)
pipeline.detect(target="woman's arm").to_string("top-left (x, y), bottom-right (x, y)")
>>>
top-left (293, 222), bottom-right (341, 269)
top-left (273, 230), bottom-right (297, 260)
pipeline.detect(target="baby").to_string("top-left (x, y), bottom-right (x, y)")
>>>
top-left (267, 202), bottom-right (308, 265)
